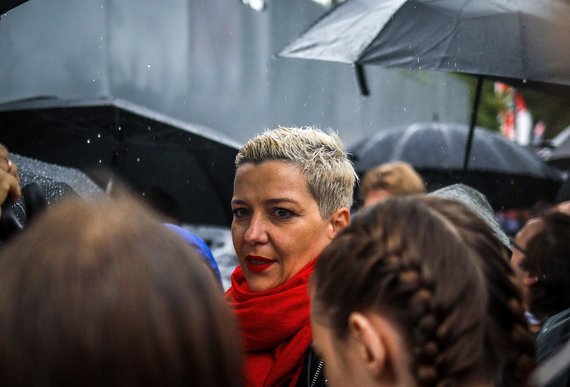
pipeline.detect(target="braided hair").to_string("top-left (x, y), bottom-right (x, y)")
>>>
top-left (312, 197), bottom-right (489, 387)
top-left (421, 197), bottom-right (535, 387)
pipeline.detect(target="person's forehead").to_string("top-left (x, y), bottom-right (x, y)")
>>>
top-left (516, 218), bottom-right (544, 243)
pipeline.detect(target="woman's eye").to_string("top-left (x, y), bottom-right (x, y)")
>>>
top-left (273, 208), bottom-right (294, 219)
top-left (232, 208), bottom-right (250, 218)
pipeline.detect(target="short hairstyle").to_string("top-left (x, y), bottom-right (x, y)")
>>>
top-left (235, 127), bottom-right (357, 218)
top-left (359, 161), bottom-right (426, 201)
top-left (0, 196), bottom-right (242, 387)
top-left (523, 210), bottom-right (570, 320)
top-left (312, 197), bottom-right (489, 386)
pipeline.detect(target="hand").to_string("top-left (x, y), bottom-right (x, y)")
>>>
top-left (0, 144), bottom-right (22, 208)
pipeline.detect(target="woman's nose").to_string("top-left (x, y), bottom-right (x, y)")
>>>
top-left (243, 215), bottom-right (268, 245)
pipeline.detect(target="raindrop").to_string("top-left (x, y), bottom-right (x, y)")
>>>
top-left (522, 79), bottom-right (527, 83)
top-left (97, 133), bottom-right (101, 138)
top-left (136, 157), bottom-right (141, 162)
top-left (403, 107), bottom-right (407, 112)
top-left (147, 64), bottom-right (151, 69)
top-left (147, 126), bottom-right (151, 131)
top-left (98, 160), bottom-right (102, 164)
top-left (92, 79), bottom-right (96, 82)
top-left (417, 57), bottom-right (420, 63)
top-left (86, 139), bottom-right (91, 144)
top-left (188, 137), bottom-right (192, 141)
top-left (118, 126), bottom-right (122, 131)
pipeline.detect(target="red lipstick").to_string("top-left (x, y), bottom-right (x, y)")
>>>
top-left (246, 256), bottom-right (275, 273)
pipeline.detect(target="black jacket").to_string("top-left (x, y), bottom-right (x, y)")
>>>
top-left (295, 347), bottom-right (326, 387)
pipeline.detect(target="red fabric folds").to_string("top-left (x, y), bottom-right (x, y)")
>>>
top-left (226, 259), bottom-right (316, 387)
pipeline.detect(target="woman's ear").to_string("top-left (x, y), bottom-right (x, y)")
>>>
top-left (328, 208), bottom-right (350, 239)
top-left (348, 312), bottom-right (387, 377)
top-left (523, 272), bottom-right (539, 287)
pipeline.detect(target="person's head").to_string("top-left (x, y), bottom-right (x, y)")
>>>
top-left (0, 196), bottom-right (242, 387)
top-left (232, 126), bottom-right (357, 291)
top-left (359, 161), bottom-right (426, 207)
top-left (420, 196), bottom-right (535, 387)
top-left (510, 217), bottom-right (544, 310)
top-left (311, 197), bottom-right (490, 387)
top-left (523, 210), bottom-right (570, 321)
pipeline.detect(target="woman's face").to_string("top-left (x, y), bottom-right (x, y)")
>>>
top-left (231, 160), bottom-right (335, 292)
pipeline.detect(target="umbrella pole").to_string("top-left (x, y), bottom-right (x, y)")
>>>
top-left (463, 75), bottom-right (484, 172)
top-left (354, 64), bottom-right (370, 96)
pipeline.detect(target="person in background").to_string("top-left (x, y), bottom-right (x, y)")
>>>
top-left (510, 217), bottom-right (545, 332)
top-left (311, 196), bottom-right (535, 387)
top-left (523, 210), bottom-right (570, 387)
top-left (165, 223), bottom-right (223, 284)
top-left (226, 127), bottom-right (357, 387)
top-left (0, 196), bottom-right (243, 387)
top-left (359, 161), bottom-right (426, 208)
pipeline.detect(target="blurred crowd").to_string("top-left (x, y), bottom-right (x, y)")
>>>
top-left (0, 127), bottom-right (569, 387)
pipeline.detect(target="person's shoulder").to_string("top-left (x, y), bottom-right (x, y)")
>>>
top-left (537, 308), bottom-right (570, 362)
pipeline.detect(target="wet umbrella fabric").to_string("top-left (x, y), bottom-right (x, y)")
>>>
top-left (280, 0), bottom-right (570, 169)
top-left (11, 153), bottom-right (103, 203)
top-left (280, 0), bottom-right (570, 86)
top-left (0, 153), bottom-right (104, 241)
top-left (348, 122), bottom-right (564, 210)
top-left (0, 97), bottom-right (240, 227)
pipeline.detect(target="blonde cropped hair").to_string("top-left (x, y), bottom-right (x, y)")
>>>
top-left (236, 127), bottom-right (357, 218)
top-left (360, 161), bottom-right (426, 200)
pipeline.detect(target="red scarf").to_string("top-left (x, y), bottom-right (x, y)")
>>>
top-left (226, 259), bottom-right (315, 387)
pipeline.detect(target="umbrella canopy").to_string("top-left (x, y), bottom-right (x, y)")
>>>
top-left (11, 152), bottom-right (103, 203)
top-left (539, 126), bottom-right (570, 170)
top-left (1, 153), bottom-right (104, 241)
top-left (0, 0), bottom-right (28, 16)
top-left (280, 0), bottom-right (570, 86)
top-left (349, 122), bottom-right (564, 209)
top-left (280, 0), bottom-right (570, 170)
top-left (0, 97), bottom-right (240, 226)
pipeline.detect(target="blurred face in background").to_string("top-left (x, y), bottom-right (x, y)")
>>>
top-left (510, 218), bottom-right (543, 309)
top-left (363, 188), bottom-right (392, 208)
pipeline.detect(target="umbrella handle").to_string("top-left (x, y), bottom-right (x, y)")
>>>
top-left (0, 183), bottom-right (47, 243)
top-left (0, 199), bottom-right (24, 241)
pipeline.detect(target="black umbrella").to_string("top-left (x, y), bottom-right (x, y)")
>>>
top-left (280, 0), bottom-right (570, 171)
top-left (348, 122), bottom-right (564, 210)
top-left (0, 0), bottom-right (28, 16)
top-left (0, 152), bottom-right (104, 241)
top-left (0, 97), bottom-right (240, 226)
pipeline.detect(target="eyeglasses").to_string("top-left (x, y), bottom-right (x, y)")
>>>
top-left (509, 238), bottom-right (528, 255)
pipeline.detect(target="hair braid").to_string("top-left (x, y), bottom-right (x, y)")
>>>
top-left (421, 197), bottom-right (536, 386)
top-left (313, 198), bottom-right (488, 386)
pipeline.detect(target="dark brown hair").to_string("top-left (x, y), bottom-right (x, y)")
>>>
top-left (312, 197), bottom-right (488, 386)
top-left (421, 196), bottom-right (535, 387)
top-left (523, 210), bottom-right (570, 320)
top-left (0, 196), bottom-right (242, 387)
